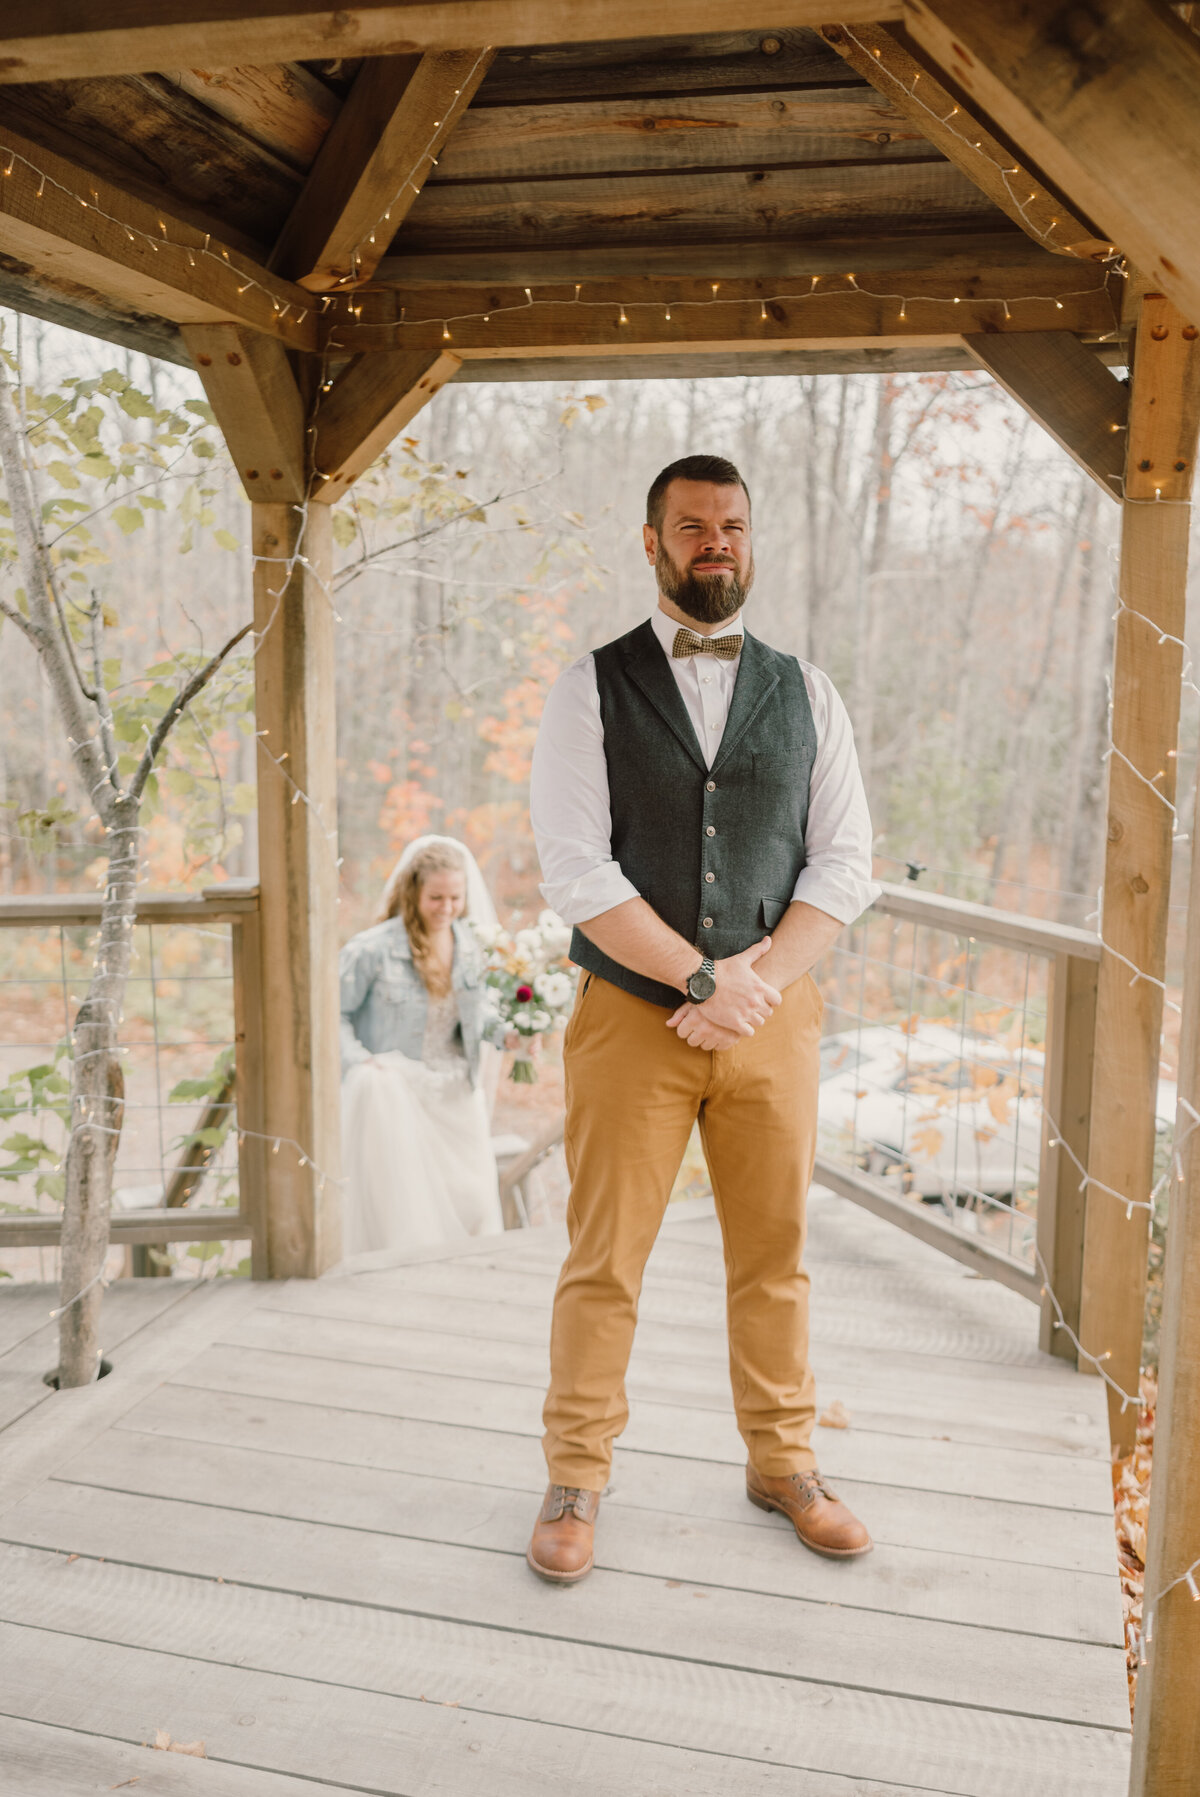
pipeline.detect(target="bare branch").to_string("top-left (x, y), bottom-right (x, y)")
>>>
top-left (0, 591), bottom-right (39, 646)
top-left (130, 620), bottom-right (253, 802)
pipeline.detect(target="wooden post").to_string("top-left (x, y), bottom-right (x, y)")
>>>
top-left (1037, 952), bottom-right (1099, 1361)
top-left (252, 499), bottom-right (342, 1277)
top-left (231, 909), bottom-right (269, 1279)
top-left (1130, 742), bottom-right (1200, 1787)
top-left (1078, 295), bottom-right (1200, 1452)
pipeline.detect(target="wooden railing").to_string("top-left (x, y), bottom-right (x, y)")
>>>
top-left (815, 881), bottom-right (1102, 1361)
top-left (0, 882), bottom-right (266, 1274)
top-left (0, 878), bottom-right (1119, 1369)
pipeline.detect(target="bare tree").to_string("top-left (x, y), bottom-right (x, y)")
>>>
top-left (0, 364), bottom-right (249, 1387)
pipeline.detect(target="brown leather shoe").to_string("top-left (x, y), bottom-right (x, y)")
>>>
top-left (526, 1484), bottom-right (600, 1583)
top-left (746, 1464), bottom-right (872, 1559)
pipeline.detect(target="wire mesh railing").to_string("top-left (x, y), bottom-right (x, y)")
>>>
top-left (0, 884), bottom-right (262, 1282)
top-left (812, 882), bottom-right (1106, 1302)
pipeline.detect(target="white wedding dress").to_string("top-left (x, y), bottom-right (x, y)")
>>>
top-left (340, 986), bottom-right (504, 1263)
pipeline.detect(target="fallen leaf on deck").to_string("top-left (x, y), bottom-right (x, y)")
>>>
top-left (819, 1399), bottom-right (850, 1429)
top-left (109, 1781), bottom-right (139, 1790)
top-left (65, 1554), bottom-right (79, 1564)
top-left (152, 1732), bottom-right (206, 1757)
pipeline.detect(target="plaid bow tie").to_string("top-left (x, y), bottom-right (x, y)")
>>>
top-left (672, 627), bottom-right (742, 661)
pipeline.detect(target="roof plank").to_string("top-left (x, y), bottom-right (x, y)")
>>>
top-left (167, 63), bottom-right (340, 172)
top-left (0, 7), bottom-right (903, 85)
top-left (398, 160), bottom-right (1006, 259)
top-left (428, 87), bottom-right (934, 183)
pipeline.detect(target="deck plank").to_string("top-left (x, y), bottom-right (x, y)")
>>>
top-left (50, 1427), bottom-right (1123, 1642)
top-left (0, 1481), bottom-right (1129, 1727)
top-left (171, 1341), bottom-right (1114, 1512)
top-left (0, 1616), bottom-right (950, 1797)
top-left (221, 1303), bottom-right (1111, 1457)
top-left (0, 1712), bottom-right (357, 1795)
top-left (114, 1382), bottom-right (1121, 1572)
top-left (0, 1192), bottom-right (1132, 1792)
top-left (0, 1548), bottom-right (1129, 1797)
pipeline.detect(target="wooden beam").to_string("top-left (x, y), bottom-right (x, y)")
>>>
top-left (818, 22), bottom-right (1110, 263)
top-left (1037, 952), bottom-right (1099, 1361)
top-left (252, 498), bottom-right (342, 1278)
top-left (182, 323), bottom-right (307, 504)
top-left (905, 0), bottom-right (1200, 330)
top-left (376, 232), bottom-right (1065, 288)
top-left (1078, 294), bottom-right (1200, 1454)
top-left (180, 331), bottom-right (342, 1277)
top-left (0, 124), bottom-right (317, 347)
top-left (964, 331), bottom-right (1128, 498)
top-left (1130, 708), bottom-right (1200, 1788)
top-left (272, 49), bottom-right (494, 292)
top-left (310, 347), bottom-right (461, 502)
top-left (0, 5), bottom-right (905, 83)
top-left (327, 265), bottom-right (1118, 358)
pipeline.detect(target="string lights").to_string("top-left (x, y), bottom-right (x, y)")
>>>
top-left (375, 270), bottom-right (1118, 347)
top-left (838, 27), bottom-right (1118, 263)
top-left (0, 142), bottom-right (311, 335)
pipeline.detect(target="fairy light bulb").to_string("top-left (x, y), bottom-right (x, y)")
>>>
top-left (619, 306), bottom-right (628, 325)
top-left (442, 322), bottom-right (451, 340)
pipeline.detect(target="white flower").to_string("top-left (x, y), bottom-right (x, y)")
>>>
top-left (534, 971), bottom-right (572, 1008)
top-left (530, 1010), bottom-right (552, 1032)
top-left (469, 921), bottom-right (505, 951)
top-left (511, 1008), bottom-right (533, 1030)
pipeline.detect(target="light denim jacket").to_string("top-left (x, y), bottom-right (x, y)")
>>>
top-left (339, 916), bottom-right (502, 1084)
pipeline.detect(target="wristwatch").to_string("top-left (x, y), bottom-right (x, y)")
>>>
top-left (686, 954), bottom-right (717, 1003)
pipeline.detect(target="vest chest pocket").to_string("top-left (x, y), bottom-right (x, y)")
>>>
top-left (761, 897), bottom-right (789, 929)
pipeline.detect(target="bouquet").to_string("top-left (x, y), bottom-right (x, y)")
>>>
top-left (473, 910), bottom-right (577, 1083)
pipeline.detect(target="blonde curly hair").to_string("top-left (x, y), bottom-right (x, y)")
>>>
top-left (378, 842), bottom-right (468, 999)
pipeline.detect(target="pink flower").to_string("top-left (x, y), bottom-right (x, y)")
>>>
top-left (516, 984), bottom-right (534, 1002)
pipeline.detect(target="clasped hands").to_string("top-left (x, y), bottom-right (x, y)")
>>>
top-left (666, 937), bottom-right (782, 1051)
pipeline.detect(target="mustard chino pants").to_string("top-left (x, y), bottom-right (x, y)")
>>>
top-left (543, 968), bottom-right (823, 1489)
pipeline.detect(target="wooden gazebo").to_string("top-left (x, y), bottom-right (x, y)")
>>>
top-left (1, 6), bottom-right (1199, 1788)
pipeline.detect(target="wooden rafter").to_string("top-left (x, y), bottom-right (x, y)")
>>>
top-left (0, 123), bottom-right (317, 347)
top-left (310, 347), bottom-right (462, 501)
top-left (905, 0), bottom-right (1200, 328)
top-left (271, 49), bottom-right (494, 292)
top-left (964, 331), bottom-right (1128, 498)
top-left (321, 264), bottom-right (1118, 358)
top-left (818, 22), bottom-right (1111, 263)
top-left (0, 5), bottom-right (904, 84)
top-left (182, 323), bottom-right (308, 504)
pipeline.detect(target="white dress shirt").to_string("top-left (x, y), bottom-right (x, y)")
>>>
top-left (530, 605), bottom-right (880, 928)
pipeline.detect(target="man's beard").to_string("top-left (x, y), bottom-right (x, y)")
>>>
top-left (656, 542), bottom-right (753, 625)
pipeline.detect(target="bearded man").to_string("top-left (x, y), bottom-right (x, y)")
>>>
top-left (526, 453), bottom-right (879, 1582)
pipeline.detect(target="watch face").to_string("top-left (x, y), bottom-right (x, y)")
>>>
top-left (689, 967), bottom-right (717, 1002)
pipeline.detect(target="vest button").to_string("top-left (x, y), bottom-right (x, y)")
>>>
top-left (702, 916), bottom-right (713, 928)
top-left (705, 871), bottom-right (715, 883)
top-left (706, 780), bottom-right (716, 792)
top-left (705, 826), bottom-right (716, 837)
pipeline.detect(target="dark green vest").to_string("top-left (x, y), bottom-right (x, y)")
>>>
top-left (569, 619), bottom-right (818, 1008)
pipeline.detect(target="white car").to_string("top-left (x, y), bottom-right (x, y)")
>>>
top-left (819, 1023), bottom-right (1175, 1212)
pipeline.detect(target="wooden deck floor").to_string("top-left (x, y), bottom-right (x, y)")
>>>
top-left (0, 1190), bottom-right (1131, 1796)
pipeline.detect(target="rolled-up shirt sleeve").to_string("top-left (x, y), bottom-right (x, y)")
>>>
top-left (791, 666), bottom-right (881, 925)
top-left (530, 654), bottom-right (641, 926)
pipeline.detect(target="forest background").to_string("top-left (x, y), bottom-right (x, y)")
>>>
top-left (2, 310), bottom-right (1198, 1286)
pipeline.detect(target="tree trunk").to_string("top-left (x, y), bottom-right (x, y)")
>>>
top-left (56, 794), bottom-right (139, 1385)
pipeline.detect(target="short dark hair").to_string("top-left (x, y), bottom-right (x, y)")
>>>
top-left (645, 455), bottom-right (751, 534)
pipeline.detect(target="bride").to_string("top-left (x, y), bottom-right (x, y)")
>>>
top-left (338, 835), bottom-right (507, 1258)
